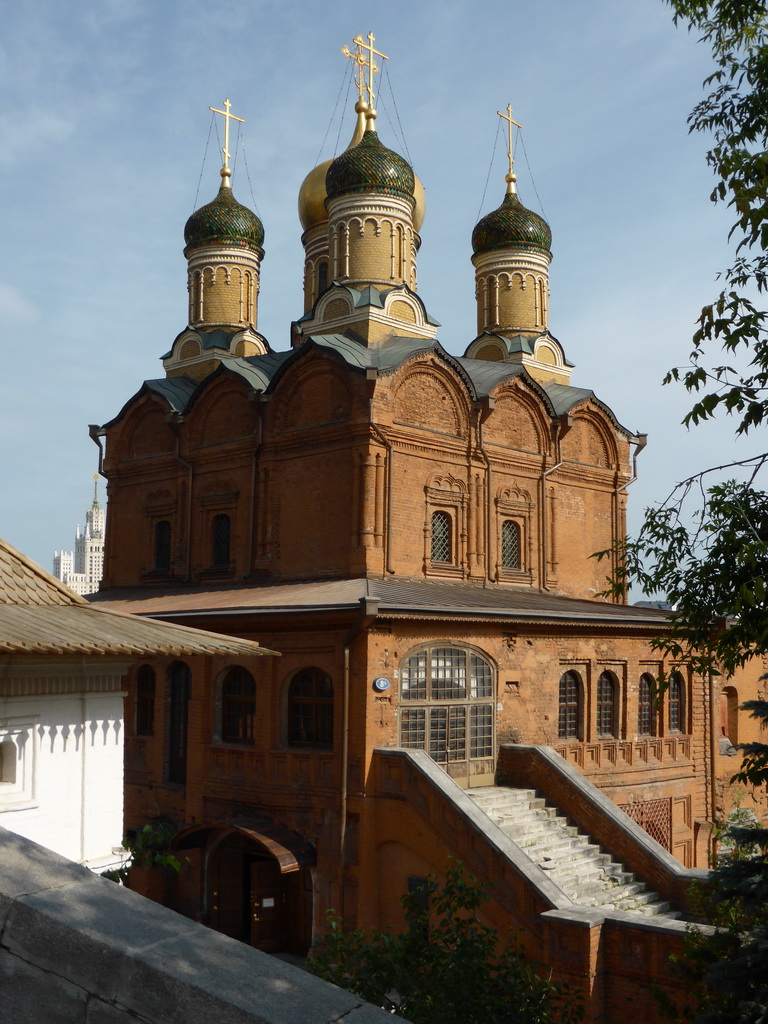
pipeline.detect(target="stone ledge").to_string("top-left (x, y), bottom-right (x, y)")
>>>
top-left (0, 827), bottom-right (399, 1024)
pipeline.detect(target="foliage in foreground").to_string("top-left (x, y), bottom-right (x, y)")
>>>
top-left (659, 701), bottom-right (768, 1023)
top-left (598, 0), bottom-right (768, 680)
top-left (597, 479), bottom-right (768, 677)
top-left (102, 821), bottom-right (181, 884)
top-left (309, 862), bottom-right (582, 1024)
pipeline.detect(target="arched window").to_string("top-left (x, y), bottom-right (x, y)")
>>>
top-left (211, 514), bottom-right (231, 569)
top-left (400, 646), bottom-right (495, 765)
top-left (596, 671), bottom-right (617, 738)
top-left (501, 520), bottom-right (521, 570)
top-left (288, 668), bottom-right (333, 749)
top-left (558, 671), bottom-right (582, 740)
top-left (168, 662), bottom-right (191, 785)
top-left (221, 666), bottom-right (256, 744)
top-left (638, 674), bottom-right (656, 737)
top-left (154, 520), bottom-right (171, 573)
top-left (668, 671), bottom-right (685, 733)
top-left (317, 260), bottom-right (328, 295)
top-left (431, 511), bottom-right (452, 564)
top-left (135, 665), bottom-right (156, 736)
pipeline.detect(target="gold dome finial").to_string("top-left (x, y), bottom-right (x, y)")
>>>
top-left (497, 104), bottom-right (522, 195)
top-left (209, 98), bottom-right (245, 187)
top-left (343, 32), bottom-right (387, 123)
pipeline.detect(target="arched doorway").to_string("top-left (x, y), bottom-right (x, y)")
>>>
top-left (172, 820), bottom-right (315, 955)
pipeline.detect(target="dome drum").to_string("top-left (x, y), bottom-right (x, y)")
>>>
top-left (472, 198), bottom-right (551, 337)
top-left (186, 245), bottom-right (262, 331)
top-left (326, 192), bottom-right (418, 290)
top-left (473, 248), bottom-right (550, 336)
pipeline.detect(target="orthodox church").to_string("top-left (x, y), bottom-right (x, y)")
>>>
top-left (90, 38), bottom-right (762, 1020)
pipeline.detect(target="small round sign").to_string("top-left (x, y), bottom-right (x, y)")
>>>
top-left (373, 677), bottom-right (390, 692)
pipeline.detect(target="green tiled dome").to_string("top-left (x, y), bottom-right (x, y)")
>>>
top-left (472, 192), bottom-right (551, 256)
top-left (184, 185), bottom-right (264, 255)
top-left (326, 130), bottom-right (415, 204)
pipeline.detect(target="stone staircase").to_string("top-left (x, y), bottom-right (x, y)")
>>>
top-left (467, 785), bottom-right (680, 918)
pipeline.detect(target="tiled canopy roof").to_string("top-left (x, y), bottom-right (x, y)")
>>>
top-left (472, 191), bottom-right (552, 256)
top-left (0, 537), bottom-right (275, 658)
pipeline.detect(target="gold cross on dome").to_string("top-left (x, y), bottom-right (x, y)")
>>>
top-left (353, 32), bottom-right (388, 110)
top-left (497, 104), bottom-right (522, 193)
top-left (342, 39), bottom-right (369, 104)
top-left (209, 98), bottom-right (245, 175)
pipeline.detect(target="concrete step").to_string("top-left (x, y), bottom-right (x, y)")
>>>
top-left (467, 785), bottom-right (679, 918)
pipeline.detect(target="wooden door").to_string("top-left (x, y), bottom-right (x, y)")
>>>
top-left (249, 858), bottom-right (285, 952)
top-left (210, 841), bottom-right (246, 940)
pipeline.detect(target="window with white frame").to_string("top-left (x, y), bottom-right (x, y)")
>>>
top-left (399, 646), bottom-right (495, 765)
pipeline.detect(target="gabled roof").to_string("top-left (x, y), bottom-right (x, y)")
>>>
top-left (0, 537), bottom-right (276, 658)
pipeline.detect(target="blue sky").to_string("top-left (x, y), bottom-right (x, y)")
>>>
top-left (0, 0), bottom-right (749, 579)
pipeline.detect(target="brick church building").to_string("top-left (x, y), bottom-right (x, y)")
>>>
top-left (91, 46), bottom-right (765, 1019)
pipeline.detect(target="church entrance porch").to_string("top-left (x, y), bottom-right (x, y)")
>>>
top-left (172, 820), bottom-right (315, 955)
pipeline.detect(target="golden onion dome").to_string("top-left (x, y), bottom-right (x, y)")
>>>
top-left (298, 100), bottom-right (426, 233)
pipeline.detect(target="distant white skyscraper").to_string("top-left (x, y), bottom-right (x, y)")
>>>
top-left (53, 476), bottom-right (105, 596)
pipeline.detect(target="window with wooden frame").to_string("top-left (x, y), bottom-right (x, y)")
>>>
top-left (135, 665), bottom-right (156, 736)
top-left (668, 671), bottom-right (686, 733)
top-left (638, 674), bottom-right (657, 737)
top-left (287, 668), bottom-right (334, 749)
top-left (221, 665), bottom-right (256, 744)
top-left (596, 671), bottom-right (618, 738)
top-left (558, 670), bottom-right (583, 741)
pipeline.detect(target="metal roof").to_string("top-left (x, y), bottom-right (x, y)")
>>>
top-left (0, 537), bottom-right (276, 658)
top-left (90, 576), bottom-right (670, 630)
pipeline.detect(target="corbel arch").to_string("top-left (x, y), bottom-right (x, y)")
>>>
top-left (560, 407), bottom-right (619, 469)
top-left (390, 359), bottom-right (471, 438)
top-left (484, 380), bottom-right (550, 454)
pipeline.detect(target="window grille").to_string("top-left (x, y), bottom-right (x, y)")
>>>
top-left (501, 520), bottom-right (521, 570)
top-left (430, 511), bottom-right (452, 564)
top-left (597, 671), bottom-right (616, 738)
top-left (221, 666), bottom-right (256, 743)
top-left (558, 671), bottom-right (582, 740)
top-left (211, 513), bottom-right (231, 568)
top-left (154, 520), bottom-right (171, 572)
top-left (288, 668), bottom-right (334, 749)
top-left (618, 797), bottom-right (672, 851)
